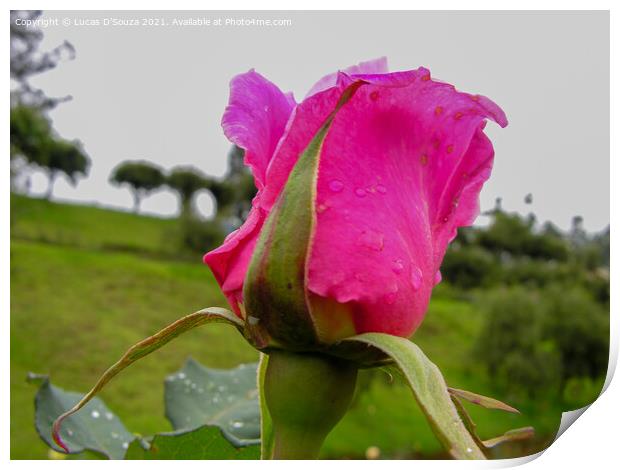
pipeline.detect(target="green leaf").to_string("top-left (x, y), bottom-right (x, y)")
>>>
top-left (51, 307), bottom-right (243, 452)
top-left (257, 353), bottom-right (274, 459)
top-left (450, 394), bottom-right (534, 454)
top-left (344, 333), bottom-right (485, 459)
top-left (29, 373), bottom-right (134, 460)
top-left (164, 358), bottom-right (260, 446)
top-left (481, 427), bottom-right (535, 449)
top-left (448, 387), bottom-right (519, 413)
top-left (124, 425), bottom-right (260, 460)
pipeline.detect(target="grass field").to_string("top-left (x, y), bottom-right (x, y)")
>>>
top-left (10, 195), bottom-right (564, 459)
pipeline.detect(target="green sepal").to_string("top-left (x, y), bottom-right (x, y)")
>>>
top-left (344, 333), bottom-right (486, 459)
top-left (243, 82), bottom-right (365, 351)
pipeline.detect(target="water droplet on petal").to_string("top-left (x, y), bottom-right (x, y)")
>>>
top-left (122, 442), bottom-right (129, 449)
top-left (466, 447), bottom-right (473, 453)
top-left (316, 203), bottom-right (328, 214)
top-left (392, 259), bottom-right (405, 274)
top-left (329, 179), bottom-right (344, 193)
top-left (410, 267), bottom-right (423, 291)
top-left (376, 184), bottom-right (387, 194)
top-left (358, 230), bottom-right (384, 251)
top-left (105, 412), bottom-right (114, 420)
top-left (385, 284), bottom-right (399, 305)
top-left (248, 316), bottom-right (260, 326)
top-left (434, 271), bottom-right (442, 286)
top-left (263, 105), bottom-right (269, 112)
top-left (111, 432), bottom-right (119, 439)
top-left (91, 410), bottom-right (100, 419)
top-left (66, 428), bottom-right (74, 436)
top-left (355, 188), bottom-right (367, 198)
top-left (178, 372), bottom-right (186, 380)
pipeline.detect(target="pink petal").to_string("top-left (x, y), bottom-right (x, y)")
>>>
top-left (221, 70), bottom-right (295, 189)
top-left (261, 72), bottom-right (359, 211)
top-left (307, 74), bottom-right (506, 337)
top-left (305, 57), bottom-right (389, 98)
top-left (203, 200), bottom-right (266, 317)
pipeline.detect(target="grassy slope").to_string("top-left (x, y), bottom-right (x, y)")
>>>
top-left (11, 194), bottom-right (178, 255)
top-left (10, 196), bottom-right (562, 459)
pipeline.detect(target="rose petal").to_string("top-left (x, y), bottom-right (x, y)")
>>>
top-left (221, 70), bottom-right (296, 189)
top-left (305, 57), bottom-right (389, 98)
top-left (261, 72), bottom-right (359, 210)
top-left (307, 75), bottom-right (505, 337)
top-left (203, 200), bottom-right (266, 316)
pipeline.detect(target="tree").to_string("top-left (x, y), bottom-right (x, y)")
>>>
top-left (110, 161), bottom-right (166, 212)
top-left (167, 166), bottom-right (210, 215)
top-left (42, 138), bottom-right (90, 199)
top-left (10, 104), bottom-right (51, 163)
top-left (11, 10), bottom-right (75, 109)
top-left (11, 104), bottom-right (90, 198)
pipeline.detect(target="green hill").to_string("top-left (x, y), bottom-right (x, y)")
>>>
top-left (10, 195), bottom-right (561, 459)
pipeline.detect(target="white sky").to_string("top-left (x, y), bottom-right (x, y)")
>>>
top-left (23, 10), bottom-right (609, 231)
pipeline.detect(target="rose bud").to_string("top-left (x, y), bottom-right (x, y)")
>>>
top-left (204, 58), bottom-right (507, 352)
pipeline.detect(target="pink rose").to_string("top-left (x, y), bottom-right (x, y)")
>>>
top-left (204, 58), bottom-right (507, 349)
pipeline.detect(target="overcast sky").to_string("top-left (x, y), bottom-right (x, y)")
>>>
top-left (25, 10), bottom-right (609, 231)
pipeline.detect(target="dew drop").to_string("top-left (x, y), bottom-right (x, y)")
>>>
top-left (355, 188), bottom-right (367, 198)
top-left (197, 388), bottom-right (204, 394)
top-left (263, 105), bottom-right (269, 112)
top-left (392, 259), bottom-right (405, 274)
top-left (91, 410), bottom-right (100, 419)
top-left (385, 284), bottom-right (398, 305)
top-left (105, 411), bottom-right (114, 420)
top-left (122, 442), bottom-right (129, 449)
top-left (111, 432), bottom-right (119, 439)
top-left (231, 420), bottom-right (244, 429)
top-left (316, 203), bottom-right (328, 214)
top-left (358, 230), bottom-right (384, 251)
top-left (376, 184), bottom-right (387, 194)
top-left (466, 447), bottom-right (473, 453)
top-left (410, 267), bottom-right (423, 291)
top-left (178, 372), bottom-right (186, 380)
top-left (247, 315), bottom-right (260, 326)
top-left (184, 379), bottom-right (191, 386)
top-left (191, 383), bottom-right (197, 389)
top-left (66, 428), bottom-right (74, 437)
top-left (218, 385), bottom-right (227, 393)
top-left (329, 179), bottom-right (344, 193)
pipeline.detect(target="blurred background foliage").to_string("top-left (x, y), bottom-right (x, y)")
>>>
top-left (9, 10), bottom-right (609, 460)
